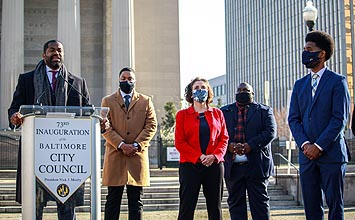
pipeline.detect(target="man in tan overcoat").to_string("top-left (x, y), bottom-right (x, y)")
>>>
top-left (101, 67), bottom-right (157, 220)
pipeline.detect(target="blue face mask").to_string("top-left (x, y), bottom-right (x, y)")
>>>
top-left (302, 51), bottom-right (321, 68)
top-left (192, 89), bottom-right (208, 103)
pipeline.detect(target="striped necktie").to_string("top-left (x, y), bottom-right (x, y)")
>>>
top-left (312, 73), bottom-right (319, 98)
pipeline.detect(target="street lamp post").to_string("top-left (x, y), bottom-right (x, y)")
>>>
top-left (303, 1), bottom-right (318, 31)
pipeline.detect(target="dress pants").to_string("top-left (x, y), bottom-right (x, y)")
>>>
top-left (104, 185), bottom-right (143, 220)
top-left (36, 201), bottom-right (76, 220)
top-left (178, 162), bottom-right (224, 220)
top-left (225, 163), bottom-right (270, 220)
top-left (300, 161), bottom-right (346, 220)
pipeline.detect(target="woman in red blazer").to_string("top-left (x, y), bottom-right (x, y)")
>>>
top-left (175, 77), bottom-right (229, 220)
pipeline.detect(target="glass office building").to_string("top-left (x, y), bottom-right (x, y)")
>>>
top-left (225, 0), bottom-right (355, 115)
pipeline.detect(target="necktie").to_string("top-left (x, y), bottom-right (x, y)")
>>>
top-left (312, 73), bottom-right (319, 98)
top-left (124, 95), bottom-right (130, 110)
top-left (235, 107), bottom-right (246, 143)
top-left (51, 70), bottom-right (57, 91)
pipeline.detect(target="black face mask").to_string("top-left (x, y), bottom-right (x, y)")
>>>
top-left (302, 51), bottom-right (321, 68)
top-left (119, 81), bottom-right (135, 94)
top-left (235, 93), bottom-right (252, 106)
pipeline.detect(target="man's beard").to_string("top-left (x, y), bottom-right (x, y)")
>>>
top-left (45, 56), bottom-right (62, 69)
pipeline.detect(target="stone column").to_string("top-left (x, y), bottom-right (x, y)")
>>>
top-left (0, 0), bottom-right (24, 128)
top-left (57, 0), bottom-right (81, 76)
top-left (103, 0), bottom-right (112, 95)
top-left (111, 0), bottom-right (135, 92)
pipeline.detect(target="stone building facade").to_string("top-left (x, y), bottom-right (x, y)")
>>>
top-left (0, 0), bottom-right (180, 128)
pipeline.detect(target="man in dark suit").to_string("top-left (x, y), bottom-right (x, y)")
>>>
top-left (288, 31), bottom-right (350, 220)
top-left (8, 40), bottom-right (90, 220)
top-left (221, 82), bottom-right (277, 220)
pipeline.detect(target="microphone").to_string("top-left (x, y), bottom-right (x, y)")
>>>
top-left (58, 71), bottom-right (92, 107)
top-left (58, 71), bottom-right (94, 117)
top-left (35, 91), bottom-right (47, 105)
top-left (121, 104), bottom-right (125, 109)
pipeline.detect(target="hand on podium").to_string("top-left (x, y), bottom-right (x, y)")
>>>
top-left (10, 112), bottom-right (23, 127)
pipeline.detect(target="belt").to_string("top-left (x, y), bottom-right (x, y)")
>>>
top-left (233, 162), bottom-right (248, 165)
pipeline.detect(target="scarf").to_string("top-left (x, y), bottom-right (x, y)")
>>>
top-left (33, 60), bottom-right (68, 106)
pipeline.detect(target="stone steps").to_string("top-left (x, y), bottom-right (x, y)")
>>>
top-left (0, 170), bottom-right (299, 213)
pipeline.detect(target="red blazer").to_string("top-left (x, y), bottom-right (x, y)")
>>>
top-left (175, 106), bottom-right (229, 163)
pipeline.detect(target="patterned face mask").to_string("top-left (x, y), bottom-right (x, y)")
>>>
top-left (192, 89), bottom-right (208, 103)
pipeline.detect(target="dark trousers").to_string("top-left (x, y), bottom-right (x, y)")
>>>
top-left (300, 161), bottom-right (346, 220)
top-left (104, 185), bottom-right (143, 220)
top-left (178, 162), bottom-right (224, 220)
top-left (225, 163), bottom-right (270, 220)
top-left (36, 201), bottom-right (76, 220)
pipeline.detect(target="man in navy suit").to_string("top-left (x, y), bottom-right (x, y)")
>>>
top-left (221, 82), bottom-right (277, 220)
top-left (288, 31), bottom-right (350, 220)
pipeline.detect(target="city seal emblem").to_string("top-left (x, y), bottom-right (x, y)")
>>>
top-left (57, 184), bottom-right (70, 197)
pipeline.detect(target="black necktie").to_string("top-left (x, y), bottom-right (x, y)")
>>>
top-left (124, 95), bottom-right (130, 110)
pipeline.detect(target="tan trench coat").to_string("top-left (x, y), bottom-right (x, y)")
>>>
top-left (101, 90), bottom-right (157, 186)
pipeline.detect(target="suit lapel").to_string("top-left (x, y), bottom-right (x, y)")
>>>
top-left (128, 91), bottom-right (139, 112)
top-left (245, 103), bottom-right (257, 124)
top-left (310, 70), bottom-right (331, 110)
top-left (313, 70), bottom-right (331, 100)
top-left (114, 90), bottom-right (139, 112)
top-left (114, 91), bottom-right (126, 112)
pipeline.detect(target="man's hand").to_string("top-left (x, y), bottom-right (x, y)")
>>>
top-left (242, 143), bottom-right (251, 154)
top-left (100, 118), bottom-right (110, 133)
top-left (303, 143), bottom-right (322, 160)
top-left (228, 142), bottom-right (237, 153)
top-left (228, 142), bottom-right (249, 160)
top-left (121, 143), bottom-right (138, 157)
top-left (228, 142), bottom-right (245, 155)
top-left (10, 112), bottom-right (23, 126)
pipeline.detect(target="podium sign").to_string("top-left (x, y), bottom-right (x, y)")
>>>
top-left (34, 117), bottom-right (91, 203)
top-left (20, 105), bottom-right (108, 220)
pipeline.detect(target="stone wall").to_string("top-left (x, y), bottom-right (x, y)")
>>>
top-left (0, 0), bottom-right (181, 128)
top-left (13, 0), bottom-right (105, 107)
top-left (276, 173), bottom-right (355, 206)
top-left (346, 138), bottom-right (355, 161)
top-left (80, 0), bottom-right (104, 106)
top-left (24, 0), bottom-right (57, 71)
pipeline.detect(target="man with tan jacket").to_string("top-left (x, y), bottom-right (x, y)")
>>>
top-left (101, 67), bottom-right (157, 220)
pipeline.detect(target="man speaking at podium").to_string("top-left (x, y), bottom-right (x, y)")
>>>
top-left (8, 40), bottom-right (90, 220)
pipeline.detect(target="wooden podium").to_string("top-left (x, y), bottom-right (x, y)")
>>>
top-left (19, 105), bottom-right (108, 220)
